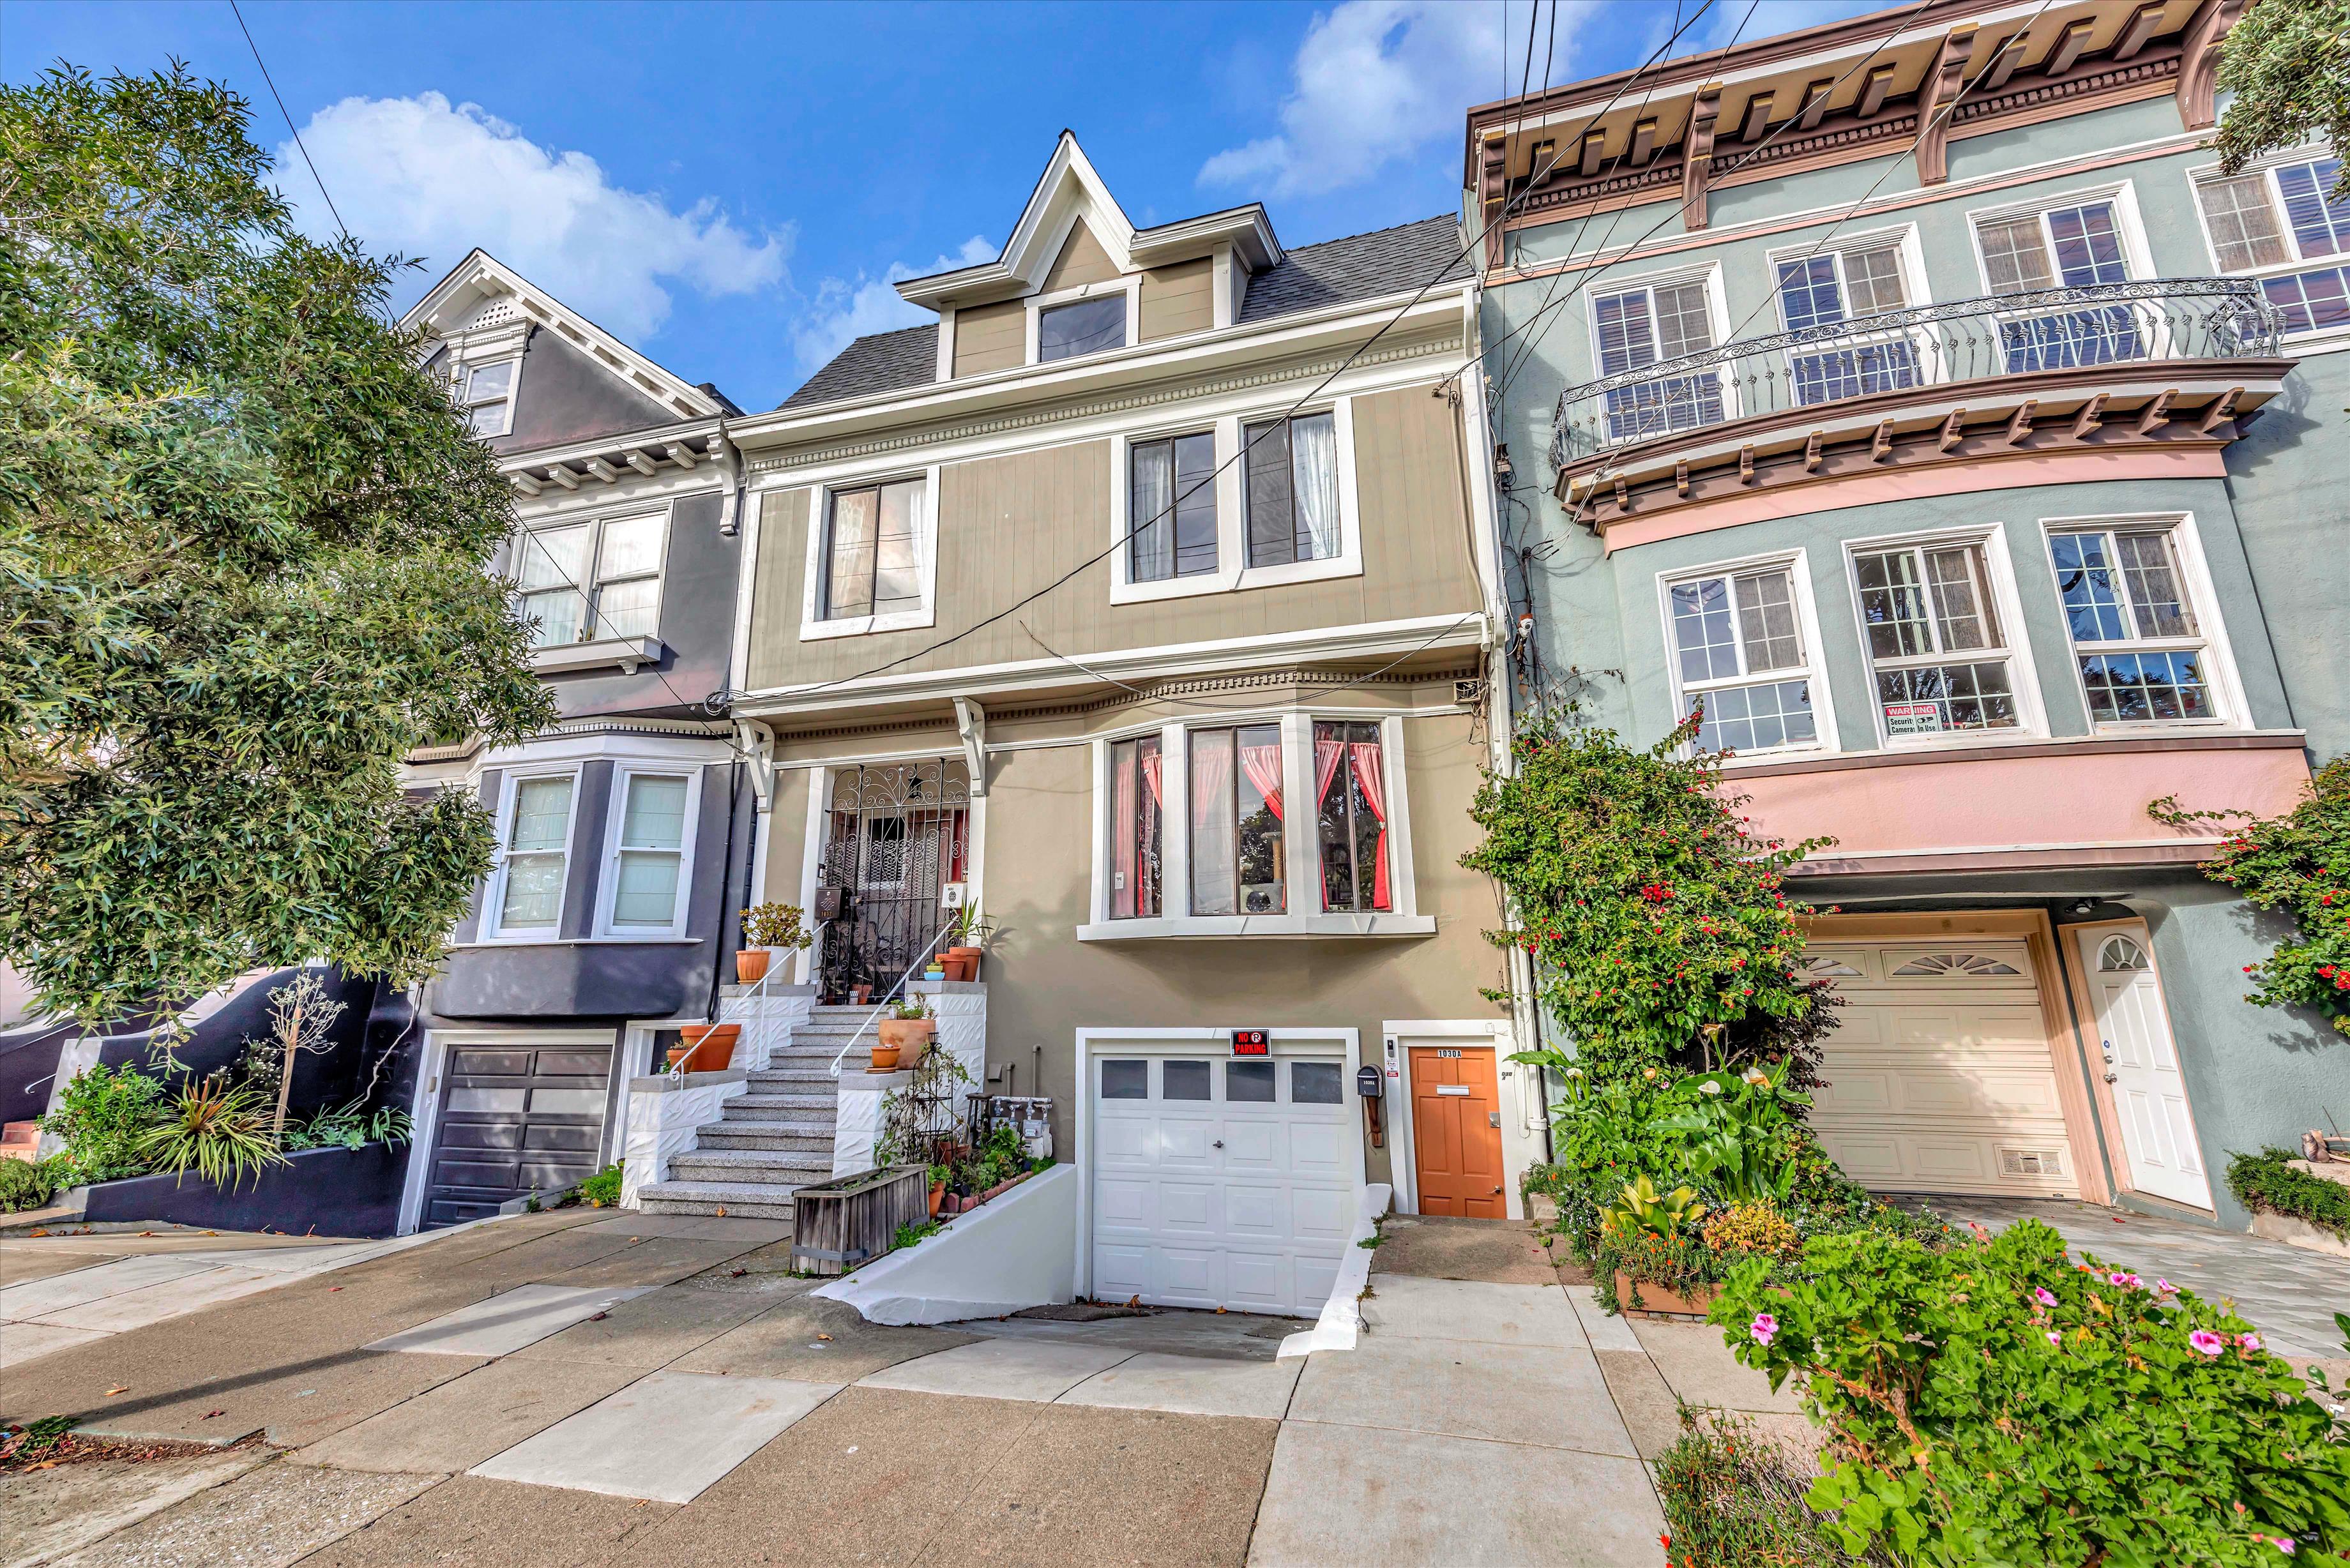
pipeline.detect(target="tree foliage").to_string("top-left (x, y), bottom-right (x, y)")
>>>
top-left (1462, 711), bottom-right (1836, 1082)
top-left (2153, 757), bottom-right (2350, 1038)
top-left (0, 64), bottom-right (554, 1025)
top-left (2217, 0), bottom-right (2350, 199)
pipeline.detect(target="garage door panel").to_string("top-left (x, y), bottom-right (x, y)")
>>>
top-left (1225, 1184), bottom-right (1287, 1239)
top-left (425, 1041), bottom-right (614, 1229)
top-left (1292, 1187), bottom-right (1352, 1244)
top-left (1160, 1118), bottom-right (1218, 1168)
top-left (1159, 1181), bottom-right (1220, 1233)
top-left (1817, 1132), bottom-right (1906, 1183)
top-left (1096, 1177), bottom-right (1155, 1230)
top-left (1290, 1121), bottom-right (1350, 1177)
top-left (1097, 1117), bottom-right (1156, 1165)
top-left (1220, 1121), bottom-right (1281, 1170)
top-left (1225, 1251), bottom-right (1289, 1311)
top-left (1094, 1244), bottom-right (1151, 1303)
top-left (1155, 1246), bottom-right (1222, 1305)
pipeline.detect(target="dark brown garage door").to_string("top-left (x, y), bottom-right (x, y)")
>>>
top-left (424, 1043), bottom-right (614, 1228)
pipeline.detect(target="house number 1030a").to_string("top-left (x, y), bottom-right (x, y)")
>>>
top-left (1436, 1048), bottom-right (1462, 1059)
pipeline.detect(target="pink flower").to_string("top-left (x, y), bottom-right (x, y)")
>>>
top-left (2189, 1330), bottom-right (2225, 1357)
top-left (2155, 1278), bottom-right (2176, 1295)
top-left (2240, 1334), bottom-right (2264, 1354)
top-left (2045, 1330), bottom-right (2063, 1346)
top-left (2033, 1288), bottom-right (2059, 1308)
top-left (2273, 1538), bottom-right (2297, 1555)
top-left (2107, 1271), bottom-right (2142, 1290)
top-left (1750, 1313), bottom-right (1778, 1347)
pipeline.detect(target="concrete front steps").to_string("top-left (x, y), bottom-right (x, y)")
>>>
top-left (635, 1002), bottom-right (883, 1220)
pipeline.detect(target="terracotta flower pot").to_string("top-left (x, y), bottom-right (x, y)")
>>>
top-left (1613, 1272), bottom-right (1719, 1319)
top-left (929, 1182), bottom-right (945, 1217)
top-left (674, 1023), bottom-right (740, 1073)
top-left (734, 948), bottom-right (771, 985)
top-left (942, 947), bottom-right (981, 982)
top-left (869, 1043), bottom-right (900, 1072)
top-left (877, 1017), bottom-right (934, 1056)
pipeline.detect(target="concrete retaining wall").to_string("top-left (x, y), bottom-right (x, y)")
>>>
top-left (814, 1162), bottom-right (1077, 1325)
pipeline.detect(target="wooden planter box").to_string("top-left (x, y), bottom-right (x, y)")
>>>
top-left (1614, 1272), bottom-right (1720, 1320)
top-left (791, 1165), bottom-right (930, 1276)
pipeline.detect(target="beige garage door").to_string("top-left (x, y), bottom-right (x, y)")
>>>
top-left (1805, 940), bottom-right (2080, 1198)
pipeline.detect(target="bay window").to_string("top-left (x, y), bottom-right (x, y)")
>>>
top-left (1663, 561), bottom-right (1821, 755)
top-left (2192, 155), bottom-right (2350, 336)
top-left (1189, 724), bottom-right (1285, 916)
top-left (1591, 276), bottom-right (1722, 441)
top-left (1314, 721), bottom-right (1390, 914)
top-left (1109, 734), bottom-right (1164, 919)
top-left (2047, 525), bottom-right (2220, 725)
top-left (1851, 538), bottom-right (2022, 739)
top-left (511, 513), bottom-right (666, 649)
top-left (491, 774), bottom-right (575, 936)
top-left (1973, 199), bottom-right (2139, 370)
top-left (1243, 412), bottom-right (1341, 568)
top-left (1771, 238), bottom-right (1918, 404)
top-left (605, 770), bottom-right (693, 932)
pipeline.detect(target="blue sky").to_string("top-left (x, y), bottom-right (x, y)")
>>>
top-left (4, 0), bottom-right (1879, 409)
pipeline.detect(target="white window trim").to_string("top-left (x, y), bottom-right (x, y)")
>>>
top-left (1107, 397), bottom-right (1364, 606)
top-left (593, 764), bottom-right (705, 939)
top-left (1838, 520), bottom-right (2051, 752)
top-left (1027, 276), bottom-right (1142, 367)
top-left (1584, 260), bottom-right (1738, 438)
top-left (460, 354), bottom-right (521, 438)
top-left (1656, 547), bottom-right (1840, 764)
top-left (509, 506), bottom-right (672, 652)
top-left (1964, 179), bottom-right (2157, 297)
top-left (799, 465), bottom-right (943, 641)
top-left (2035, 510), bottom-right (2251, 734)
top-left (2185, 147), bottom-right (2350, 354)
top-left (480, 765), bottom-right (583, 944)
top-left (1764, 222), bottom-right (1933, 319)
top-left (1078, 711), bottom-right (1431, 940)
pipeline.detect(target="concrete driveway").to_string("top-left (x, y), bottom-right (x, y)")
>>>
top-left (0, 1209), bottom-right (1741, 1567)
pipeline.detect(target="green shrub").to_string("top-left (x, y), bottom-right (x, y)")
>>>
top-left (1656, 1409), bottom-right (1891, 1567)
top-left (280, 1099), bottom-right (414, 1152)
top-left (37, 1062), bottom-right (165, 1181)
top-left (1711, 1219), bottom-right (2350, 1565)
top-left (137, 1076), bottom-right (285, 1189)
top-left (2230, 1147), bottom-right (2350, 1239)
top-left (0, 1156), bottom-right (74, 1212)
top-left (577, 1163), bottom-right (622, 1208)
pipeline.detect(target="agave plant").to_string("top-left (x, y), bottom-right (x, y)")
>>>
top-left (136, 1076), bottom-right (287, 1189)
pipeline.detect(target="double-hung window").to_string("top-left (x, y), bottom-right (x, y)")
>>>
top-left (1038, 294), bottom-right (1126, 363)
top-left (1243, 412), bottom-right (1342, 568)
top-left (1188, 724), bottom-right (1287, 916)
top-left (1773, 239), bottom-right (1918, 404)
top-left (492, 774), bottom-right (575, 935)
top-left (2192, 155), bottom-right (2350, 336)
top-left (819, 477), bottom-right (925, 621)
top-left (512, 513), bottom-right (665, 649)
top-left (1665, 562), bottom-right (1820, 755)
top-left (606, 771), bottom-right (693, 932)
top-left (2047, 525), bottom-right (2219, 725)
top-left (1591, 277), bottom-right (1722, 441)
top-left (1129, 432), bottom-right (1218, 583)
top-left (1975, 200), bottom-right (2139, 370)
top-left (1851, 539), bottom-right (2021, 739)
top-left (460, 359), bottom-right (517, 437)
top-left (1107, 734), bottom-right (1164, 919)
top-left (1313, 721), bottom-right (1390, 914)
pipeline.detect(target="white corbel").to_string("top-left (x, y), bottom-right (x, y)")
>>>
top-left (584, 456), bottom-right (621, 485)
top-left (953, 697), bottom-right (987, 798)
top-left (510, 471), bottom-right (542, 497)
top-left (734, 719), bottom-right (777, 811)
top-left (666, 441), bottom-right (699, 470)
top-left (543, 463), bottom-right (580, 490)
top-left (626, 449), bottom-right (659, 477)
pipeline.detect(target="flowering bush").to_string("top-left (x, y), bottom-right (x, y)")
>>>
top-left (1463, 712), bottom-right (1837, 1080)
top-left (1711, 1219), bottom-right (2350, 1565)
top-left (2152, 758), bottom-right (2350, 1037)
top-left (1703, 1199), bottom-right (1801, 1260)
top-left (2231, 1148), bottom-right (2350, 1241)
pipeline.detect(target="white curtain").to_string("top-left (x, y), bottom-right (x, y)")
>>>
top-left (1291, 413), bottom-right (1341, 562)
top-left (1129, 441), bottom-right (1175, 582)
top-left (1189, 731), bottom-right (1236, 916)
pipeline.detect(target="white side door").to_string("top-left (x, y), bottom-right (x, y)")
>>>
top-left (2078, 931), bottom-right (2211, 1209)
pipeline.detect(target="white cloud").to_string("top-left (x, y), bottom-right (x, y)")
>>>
top-left (1201, 1), bottom-right (1546, 199)
top-left (792, 236), bottom-right (996, 372)
top-left (285, 92), bottom-right (788, 342)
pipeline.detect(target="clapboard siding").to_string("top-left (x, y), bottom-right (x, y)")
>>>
top-left (952, 299), bottom-right (1025, 379)
top-left (741, 384), bottom-right (1478, 690)
top-left (1042, 223), bottom-right (1119, 292)
top-left (1141, 258), bottom-right (1215, 342)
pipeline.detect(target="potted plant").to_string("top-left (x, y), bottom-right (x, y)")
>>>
top-left (872, 996), bottom-right (934, 1072)
top-left (672, 1022), bottom-right (741, 1073)
top-left (927, 1161), bottom-right (950, 1217)
top-left (941, 903), bottom-right (994, 982)
top-left (736, 902), bottom-right (814, 985)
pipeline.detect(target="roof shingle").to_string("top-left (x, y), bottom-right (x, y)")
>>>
top-left (778, 323), bottom-right (937, 410)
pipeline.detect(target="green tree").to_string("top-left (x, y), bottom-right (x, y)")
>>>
top-left (2217, 0), bottom-right (2350, 199)
top-left (0, 64), bottom-right (554, 1027)
top-left (1461, 712), bottom-right (1835, 1082)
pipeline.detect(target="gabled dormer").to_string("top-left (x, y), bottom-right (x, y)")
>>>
top-left (402, 250), bottom-right (735, 457)
top-left (895, 132), bottom-right (1284, 382)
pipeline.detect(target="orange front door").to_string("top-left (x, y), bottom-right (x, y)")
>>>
top-left (1409, 1046), bottom-right (1506, 1217)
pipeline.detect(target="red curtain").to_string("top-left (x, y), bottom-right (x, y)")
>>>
top-left (1112, 748), bottom-right (1138, 919)
top-left (1350, 741), bottom-right (1390, 910)
top-left (1314, 736), bottom-right (1346, 808)
top-left (1239, 744), bottom-right (1285, 820)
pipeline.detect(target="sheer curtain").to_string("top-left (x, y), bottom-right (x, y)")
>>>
top-left (1189, 731), bottom-right (1236, 915)
top-left (1291, 413), bottom-right (1341, 561)
top-left (1350, 739), bottom-right (1390, 911)
top-left (1129, 441), bottom-right (1175, 583)
top-left (1239, 744), bottom-right (1285, 820)
top-left (1112, 744), bottom-right (1139, 919)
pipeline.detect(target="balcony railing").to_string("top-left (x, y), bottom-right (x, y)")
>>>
top-left (1550, 279), bottom-right (2280, 471)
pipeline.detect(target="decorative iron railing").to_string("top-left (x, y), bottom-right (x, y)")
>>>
top-left (1549, 278), bottom-right (2281, 472)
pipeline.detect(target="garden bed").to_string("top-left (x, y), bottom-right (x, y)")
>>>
top-left (78, 1143), bottom-right (407, 1237)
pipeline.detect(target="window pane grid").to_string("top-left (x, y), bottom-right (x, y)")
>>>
top-left (2048, 527), bottom-right (2218, 725)
top-left (1188, 724), bottom-right (1284, 916)
top-left (1596, 282), bottom-right (1722, 440)
top-left (2277, 159), bottom-right (2349, 257)
top-left (1243, 412), bottom-right (1340, 568)
top-left (1314, 721), bottom-right (1389, 914)
top-left (1856, 543), bottom-right (2019, 737)
top-left (2196, 173), bottom-right (2291, 270)
top-left (823, 478), bottom-right (924, 620)
top-left (497, 776), bottom-right (573, 933)
top-left (1668, 566), bottom-right (1817, 754)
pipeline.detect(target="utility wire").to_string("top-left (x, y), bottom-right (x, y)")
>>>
top-left (229, 0), bottom-right (347, 239)
top-left (786, 0), bottom-right (1725, 703)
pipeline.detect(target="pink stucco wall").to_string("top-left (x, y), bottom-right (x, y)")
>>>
top-left (1738, 739), bottom-right (2311, 871)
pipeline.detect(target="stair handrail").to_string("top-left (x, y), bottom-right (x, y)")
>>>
top-left (829, 928), bottom-right (953, 1079)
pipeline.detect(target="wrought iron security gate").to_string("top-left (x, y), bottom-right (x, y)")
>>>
top-left (817, 759), bottom-right (970, 1002)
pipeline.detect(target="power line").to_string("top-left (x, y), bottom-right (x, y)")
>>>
top-left (785, 0), bottom-right (1724, 704)
top-left (228, 0), bottom-right (347, 239)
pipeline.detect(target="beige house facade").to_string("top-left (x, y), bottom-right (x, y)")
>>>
top-left (715, 136), bottom-right (1534, 1314)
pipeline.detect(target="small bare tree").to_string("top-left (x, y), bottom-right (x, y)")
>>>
top-left (248, 971), bottom-right (346, 1135)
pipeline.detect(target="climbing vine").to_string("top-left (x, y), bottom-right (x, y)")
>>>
top-left (1462, 711), bottom-right (1838, 1082)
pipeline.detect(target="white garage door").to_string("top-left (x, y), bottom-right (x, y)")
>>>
top-left (1806, 940), bottom-right (2081, 1198)
top-left (1090, 1045), bottom-right (1358, 1316)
